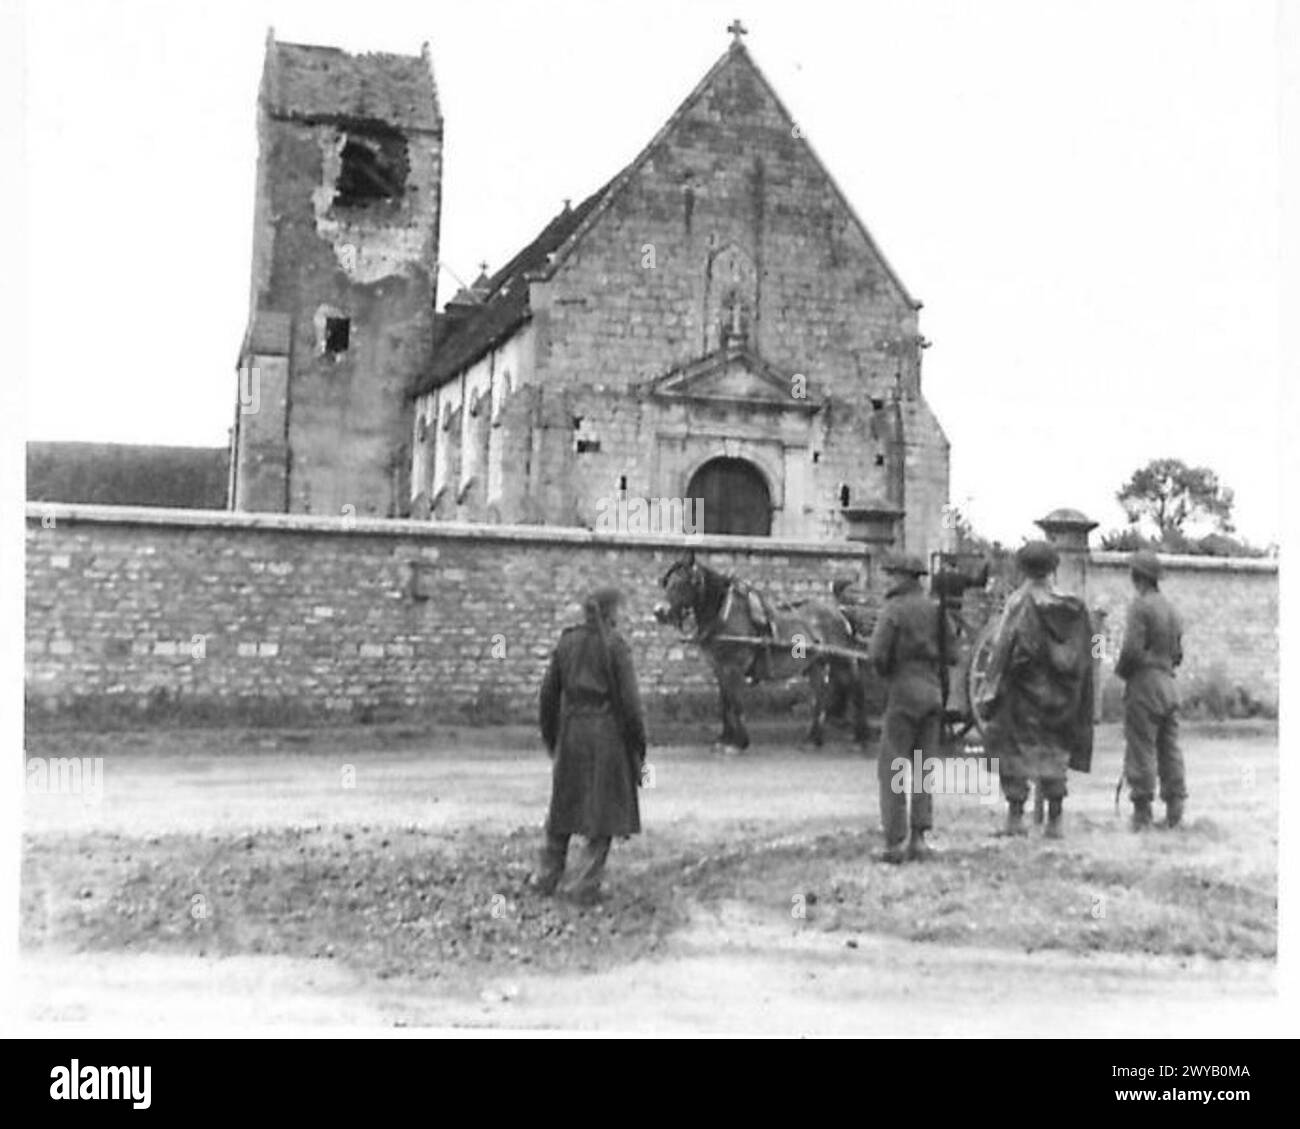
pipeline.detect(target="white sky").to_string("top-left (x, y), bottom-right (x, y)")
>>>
top-left (17, 0), bottom-right (1284, 546)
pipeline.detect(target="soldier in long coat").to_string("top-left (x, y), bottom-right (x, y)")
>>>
top-left (980, 541), bottom-right (1095, 839)
top-left (1115, 550), bottom-right (1185, 830)
top-left (534, 587), bottom-right (647, 905)
top-left (868, 553), bottom-right (955, 864)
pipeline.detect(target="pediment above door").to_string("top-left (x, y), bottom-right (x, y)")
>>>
top-left (646, 343), bottom-right (822, 413)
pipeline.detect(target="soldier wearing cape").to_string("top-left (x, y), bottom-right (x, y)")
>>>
top-left (979, 541), bottom-right (1096, 839)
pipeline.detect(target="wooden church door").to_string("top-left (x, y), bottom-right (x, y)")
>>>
top-left (687, 457), bottom-right (772, 537)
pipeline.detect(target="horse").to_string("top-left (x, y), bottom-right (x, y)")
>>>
top-left (653, 551), bottom-right (870, 753)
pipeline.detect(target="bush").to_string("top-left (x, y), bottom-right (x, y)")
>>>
top-left (1098, 527), bottom-right (1268, 558)
top-left (459, 686), bottom-right (515, 726)
top-left (1097, 671), bottom-right (1277, 724)
top-left (1181, 666), bottom-right (1275, 720)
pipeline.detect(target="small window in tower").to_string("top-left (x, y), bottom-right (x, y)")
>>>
top-left (871, 397), bottom-right (885, 411)
top-left (839, 484), bottom-right (851, 508)
top-left (325, 317), bottom-right (351, 355)
top-left (812, 451), bottom-right (821, 464)
top-left (573, 415), bottom-right (602, 454)
top-left (874, 454), bottom-right (885, 467)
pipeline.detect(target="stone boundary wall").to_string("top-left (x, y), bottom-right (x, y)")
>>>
top-left (25, 503), bottom-right (873, 728)
top-left (1086, 550), bottom-right (1279, 707)
top-left (24, 505), bottom-right (1280, 727)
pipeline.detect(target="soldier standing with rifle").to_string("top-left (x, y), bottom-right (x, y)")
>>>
top-left (868, 553), bottom-right (955, 864)
top-left (1116, 550), bottom-right (1186, 830)
top-left (532, 587), bottom-right (647, 906)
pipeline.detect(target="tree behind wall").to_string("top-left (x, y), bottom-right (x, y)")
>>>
top-left (1103, 457), bottom-right (1264, 557)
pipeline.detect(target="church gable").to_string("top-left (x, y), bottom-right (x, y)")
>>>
top-left (519, 35), bottom-right (928, 418)
top-left (544, 39), bottom-right (915, 316)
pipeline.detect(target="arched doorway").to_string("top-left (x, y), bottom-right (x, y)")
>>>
top-left (686, 457), bottom-right (772, 536)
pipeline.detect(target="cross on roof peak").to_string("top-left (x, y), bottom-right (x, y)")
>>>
top-left (727, 19), bottom-right (748, 44)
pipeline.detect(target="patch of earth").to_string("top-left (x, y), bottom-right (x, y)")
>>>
top-left (21, 826), bottom-right (680, 982)
top-left (22, 817), bottom-right (1276, 986)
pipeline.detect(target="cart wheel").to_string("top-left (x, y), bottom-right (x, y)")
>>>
top-left (965, 619), bottom-right (999, 741)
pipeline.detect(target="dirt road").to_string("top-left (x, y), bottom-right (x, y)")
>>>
top-left (18, 721), bottom-right (1282, 1035)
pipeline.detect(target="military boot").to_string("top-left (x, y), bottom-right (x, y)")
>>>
top-left (879, 840), bottom-right (907, 865)
top-left (1131, 799), bottom-right (1154, 832)
top-left (907, 829), bottom-right (934, 862)
top-left (1001, 801), bottom-right (1028, 837)
top-left (1044, 799), bottom-right (1064, 840)
top-left (1165, 798), bottom-right (1184, 829)
top-left (527, 871), bottom-right (561, 896)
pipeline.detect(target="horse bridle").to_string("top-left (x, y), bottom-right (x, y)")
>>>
top-left (660, 559), bottom-right (709, 639)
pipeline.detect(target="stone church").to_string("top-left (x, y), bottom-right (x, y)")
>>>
top-left (232, 27), bottom-right (949, 553)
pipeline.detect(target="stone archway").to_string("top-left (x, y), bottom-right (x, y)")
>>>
top-left (686, 457), bottom-right (772, 536)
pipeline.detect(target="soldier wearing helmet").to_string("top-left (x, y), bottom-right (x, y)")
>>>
top-left (979, 540), bottom-right (1096, 839)
top-left (868, 552), bottom-right (955, 864)
top-left (1115, 550), bottom-right (1186, 830)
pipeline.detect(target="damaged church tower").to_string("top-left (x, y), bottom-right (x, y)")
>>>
top-left (230, 31), bottom-right (442, 516)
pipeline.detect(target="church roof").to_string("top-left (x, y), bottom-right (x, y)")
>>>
top-left (416, 39), bottom-right (915, 395)
top-left (417, 181), bottom-right (613, 392)
top-left (262, 32), bottom-right (441, 132)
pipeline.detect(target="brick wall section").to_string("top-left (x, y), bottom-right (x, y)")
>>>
top-left (1086, 552), bottom-right (1279, 705)
top-left (27, 507), bottom-right (1278, 727)
top-left (26, 504), bottom-right (873, 727)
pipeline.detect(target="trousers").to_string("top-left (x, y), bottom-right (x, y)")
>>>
top-left (536, 826), bottom-right (612, 897)
top-left (996, 738), bottom-right (1070, 804)
top-left (1124, 672), bottom-right (1185, 803)
top-left (877, 706), bottom-right (939, 846)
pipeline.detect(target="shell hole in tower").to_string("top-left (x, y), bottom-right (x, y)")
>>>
top-left (335, 130), bottom-right (409, 207)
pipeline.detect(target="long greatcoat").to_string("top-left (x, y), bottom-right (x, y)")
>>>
top-left (539, 622), bottom-right (647, 839)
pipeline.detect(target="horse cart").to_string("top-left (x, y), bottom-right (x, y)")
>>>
top-left (653, 550), bottom-right (1006, 757)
